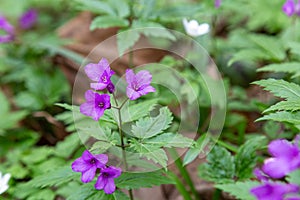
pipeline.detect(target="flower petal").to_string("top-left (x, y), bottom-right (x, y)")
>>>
top-left (81, 166), bottom-right (97, 183)
top-left (71, 157), bottom-right (91, 172)
top-left (136, 70), bottom-right (153, 86)
top-left (80, 102), bottom-right (96, 119)
top-left (126, 87), bottom-right (141, 100)
top-left (95, 175), bottom-right (107, 190)
top-left (90, 82), bottom-right (108, 90)
top-left (94, 154), bottom-right (108, 168)
top-left (262, 158), bottom-right (291, 179)
top-left (103, 178), bottom-right (116, 194)
top-left (125, 69), bottom-right (136, 88)
top-left (268, 139), bottom-right (299, 159)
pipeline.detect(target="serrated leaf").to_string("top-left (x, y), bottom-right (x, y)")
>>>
top-left (90, 16), bottom-right (129, 30)
top-left (54, 133), bottom-right (81, 158)
top-left (73, 0), bottom-right (116, 15)
top-left (228, 49), bottom-right (271, 66)
top-left (183, 134), bottom-right (208, 166)
top-left (143, 132), bottom-right (193, 148)
top-left (264, 100), bottom-right (300, 113)
top-left (117, 29), bottom-right (140, 56)
top-left (198, 145), bottom-right (235, 183)
top-left (131, 20), bottom-right (175, 41)
top-left (235, 136), bottom-right (267, 180)
top-left (131, 107), bottom-right (173, 139)
top-left (215, 181), bottom-right (260, 200)
top-left (29, 166), bottom-right (78, 188)
top-left (115, 171), bottom-right (174, 189)
top-left (256, 111), bottom-right (300, 124)
top-left (122, 99), bottom-right (157, 123)
top-left (67, 183), bottom-right (96, 200)
top-left (254, 79), bottom-right (300, 101)
top-left (248, 34), bottom-right (285, 61)
top-left (257, 62), bottom-right (300, 78)
top-left (108, 0), bottom-right (130, 18)
top-left (130, 140), bottom-right (168, 168)
top-left (27, 189), bottom-right (55, 200)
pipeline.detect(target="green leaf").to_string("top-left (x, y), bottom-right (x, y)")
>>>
top-left (122, 99), bottom-right (158, 123)
top-left (130, 139), bottom-right (168, 168)
top-left (117, 29), bottom-right (140, 56)
top-left (287, 169), bottom-right (300, 185)
top-left (90, 16), bottom-right (129, 30)
top-left (67, 183), bottom-right (96, 200)
top-left (143, 132), bottom-right (193, 148)
top-left (131, 107), bottom-right (173, 139)
top-left (235, 136), bottom-right (267, 180)
top-left (183, 134), bottom-right (208, 166)
top-left (73, 0), bottom-right (116, 15)
top-left (198, 145), bottom-right (235, 183)
top-left (153, 4), bottom-right (202, 22)
top-left (131, 20), bottom-right (176, 41)
top-left (108, 0), bottom-right (130, 18)
top-left (264, 100), bottom-right (300, 113)
top-left (54, 133), bottom-right (81, 158)
top-left (228, 49), bottom-right (271, 66)
top-left (248, 34), bottom-right (285, 61)
top-left (254, 79), bottom-right (300, 101)
top-left (215, 181), bottom-right (260, 200)
top-left (29, 166), bottom-right (79, 188)
top-left (115, 170), bottom-right (175, 189)
top-left (27, 189), bottom-right (55, 200)
top-left (257, 62), bottom-right (300, 78)
top-left (256, 111), bottom-right (300, 124)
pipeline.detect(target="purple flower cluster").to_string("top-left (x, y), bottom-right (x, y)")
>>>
top-left (72, 150), bottom-right (121, 194)
top-left (80, 58), bottom-right (155, 120)
top-left (19, 9), bottom-right (38, 30)
top-left (0, 16), bottom-right (14, 43)
top-left (283, 0), bottom-right (300, 17)
top-left (0, 9), bottom-right (38, 44)
top-left (215, 0), bottom-right (222, 8)
top-left (250, 136), bottom-right (300, 200)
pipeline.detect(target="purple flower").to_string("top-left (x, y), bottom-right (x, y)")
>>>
top-left (253, 168), bottom-right (269, 182)
top-left (261, 139), bottom-right (300, 179)
top-left (283, 0), bottom-right (296, 16)
top-left (0, 16), bottom-right (14, 43)
top-left (19, 9), bottom-right (38, 29)
top-left (125, 69), bottom-right (156, 100)
top-left (251, 182), bottom-right (299, 200)
top-left (95, 166), bottom-right (122, 194)
top-left (72, 150), bottom-right (108, 183)
top-left (215, 0), bottom-right (221, 8)
top-left (84, 58), bottom-right (115, 92)
top-left (80, 90), bottom-right (111, 121)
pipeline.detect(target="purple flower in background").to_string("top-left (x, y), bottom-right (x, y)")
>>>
top-left (84, 58), bottom-right (115, 92)
top-left (0, 16), bottom-right (14, 43)
top-left (125, 69), bottom-right (156, 100)
top-left (80, 90), bottom-right (111, 121)
top-left (215, 0), bottom-right (221, 8)
top-left (283, 0), bottom-right (296, 16)
top-left (72, 150), bottom-right (108, 183)
top-left (261, 138), bottom-right (300, 179)
top-left (253, 168), bottom-right (269, 182)
top-left (19, 9), bottom-right (38, 29)
top-left (251, 182), bottom-right (299, 200)
top-left (95, 166), bottom-right (122, 194)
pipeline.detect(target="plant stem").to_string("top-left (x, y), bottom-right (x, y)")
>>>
top-left (112, 93), bottom-right (134, 200)
top-left (212, 188), bottom-right (222, 200)
top-left (167, 171), bottom-right (193, 200)
top-left (168, 149), bottom-right (200, 200)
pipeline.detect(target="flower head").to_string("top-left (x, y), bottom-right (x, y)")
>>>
top-left (125, 69), bottom-right (156, 100)
top-left (72, 150), bottom-right (108, 183)
top-left (80, 90), bottom-right (111, 121)
top-left (19, 9), bottom-right (38, 29)
top-left (215, 0), bottom-right (222, 8)
top-left (261, 138), bottom-right (300, 179)
top-left (251, 182), bottom-right (299, 200)
top-left (84, 58), bottom-right (115, 92)
top-left (0, 172), bottom-right (10, 195)
top-left (283, 0), bottom-right (296, 16)
top-left (182, 18), bottom-right (210, 37)
top-left (0, 16), bottom-right (14, 43)
top-left (95, 166), bottom-right (122, 194)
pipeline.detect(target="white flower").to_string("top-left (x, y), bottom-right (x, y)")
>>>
top-left (182, 18), bottom-right (210, 37)
top-left (0, 172), bottom-right (11, 195)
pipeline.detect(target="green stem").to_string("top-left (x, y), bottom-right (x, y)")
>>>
top-left (168, 149), bottom-right (200, 200)
top-left (212, 188), bottom-right (221, 200)
top-left (113, 94), bottom-right (134, 200)
top-left (212, 138), bottom-right (238, 153)
top-left (167, 171), bottom-right (193, 200)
